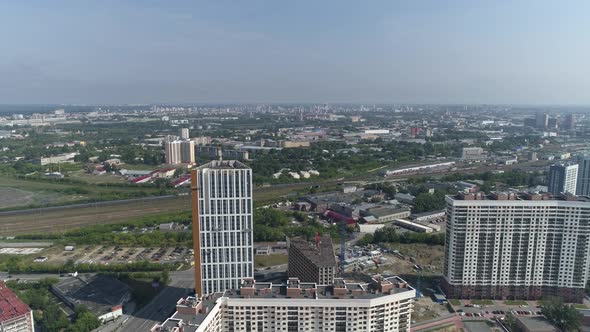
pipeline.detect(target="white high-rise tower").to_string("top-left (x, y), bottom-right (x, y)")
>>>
top-left (193, 160), bottom-right (253, 296)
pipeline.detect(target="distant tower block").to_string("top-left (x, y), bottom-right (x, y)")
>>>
top-left (180, 128), bottom-right (190, 140)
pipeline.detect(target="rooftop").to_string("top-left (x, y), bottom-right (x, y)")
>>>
top-left (232, 275), bottom-right (413, 300)
top-left (0, 282), bottom-right (31, 322)
top-left (51, 275), bottom-right (131, 316)
top-left (515, 316), bottom-right (557, 332)
top-left (197, 160), bottom-right (250, 170)
top-left (450, 191), bottom-right (590, 202)
top-left (290, 236), bottom-right (336, 268)
top-left (364, 206), bottom-right (411, 218)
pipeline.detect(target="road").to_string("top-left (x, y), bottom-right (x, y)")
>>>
top-left (116, 268), bottom-right (195, 332)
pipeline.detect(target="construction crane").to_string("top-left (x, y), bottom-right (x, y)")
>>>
top-left (340, 222), bottom-right (346, 275)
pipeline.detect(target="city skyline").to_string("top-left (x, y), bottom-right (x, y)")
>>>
top-left (1, 1), bottom-right (590, 105)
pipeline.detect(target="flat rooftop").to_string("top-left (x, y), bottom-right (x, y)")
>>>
top-left (450, 191), bottom-right (590, 202)
top-left (197, 160), bottom-right (250, 170)
top-left (51, 275), bottom-right (131, 315)
top-left (290, 236), bottom-right (336, 268)
top-left (232, 275), bottom-right (414, 300)
top-left (365, 206), bottom-right (410, 217)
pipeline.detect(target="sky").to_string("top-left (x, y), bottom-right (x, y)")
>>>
top-left (0, 0), bottom-right (589, 105)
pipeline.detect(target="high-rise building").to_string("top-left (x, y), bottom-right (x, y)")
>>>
top-left (0, 282), bottom-right (34, 331)
top-left (152, 275), bottom-right (416, 332)
top-left (576, 154), bottom-right (590, 196)
top-left (548, 163), bottom-right (578, 195)
top-left (164, 140), bottom-right (182, 165)
top-left (287, 236), bottom-right (337, 285)
top-left (443, 192), bottom-right (590, 302)
top-left (564, 114), bottom-right (575, 130)
top-left (191, 160), bottom-right (253, 296)
top-left (535, 113), bottom-right (549, 128)
top-left (180, 140), bottom-right (195, 164)
top-left (180, 128), bottom-right (190, 140)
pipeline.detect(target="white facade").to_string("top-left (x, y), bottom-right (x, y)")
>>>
top-left (444, 194), bottom-right (590, 300)
top-left (197, 160), bottom-right (254, 295)
top-left (221, 294), bottom-right (413, 332)
top-left (164, 140), bottom-right (182, 164)
top-left (0, 312), bottom-right (34, 332)
top-left (548, 163), bottom-right (578, 195)
top-left (153, 276), bottom-right (415, 332)
top-left (180, 127), bottom-right (190, 140)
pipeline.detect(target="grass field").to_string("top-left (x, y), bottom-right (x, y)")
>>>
top-left (254, 254), bottom-right (288, 268)
top-left (503, 300), bottom-right (528, 306)
top-left (471, 299), bottom-right (494, 305)
top-left (448, 299), bottom-right (462, 306)
top-left (0, 196), bottom-right (192, 236)
top-left (0, 177), bottom-right (166, 208)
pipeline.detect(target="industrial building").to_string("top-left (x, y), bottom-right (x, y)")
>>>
top-left (443, 191), bottom-right (590, 302)
top-left (393, 219), bottom-right (434, 233)
top-left (0, 282), bottom-right (34, 332)
top-left (360, 205), bottom-right (411, 223)
top-left (461, 147), bottom-right (485, 161)
top-left (192, 160), bottom-right (254, 296)
top-left (151, 275), bottom-right (416, 332)
top-left (51, 275), bottom-right (131, 322)
top-left (287, 236), bottom-right (337, 285)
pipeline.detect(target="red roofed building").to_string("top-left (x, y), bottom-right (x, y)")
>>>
top-left (171, 175), bottom-right (191, 188)
top-left (130, 174), bottom-right (152, 184)
top-left (0, 282), bottom-right (34, 332)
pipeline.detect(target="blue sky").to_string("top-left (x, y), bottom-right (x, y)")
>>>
top-left (0, 0), bottom-right (589, 104)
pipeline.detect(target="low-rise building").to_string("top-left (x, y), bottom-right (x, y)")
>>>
top-left (515, 316), bottom-right (557, 332)
top-left (360, 205), bottom-right (411, 223)
top-left (51, 275), bottom-right (131, 322)
top-left (393, 219), bottom-right (434, 233)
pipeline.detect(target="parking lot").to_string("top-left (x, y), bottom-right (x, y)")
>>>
top-left (43, 245), bottom-right (191, 265)
top-left (451, 299), bottom-right (544, 319)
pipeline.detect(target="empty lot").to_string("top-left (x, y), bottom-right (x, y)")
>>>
top-left (0, 195), bottom-right (192, 236)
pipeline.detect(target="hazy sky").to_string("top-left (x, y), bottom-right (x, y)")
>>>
top-left (1, 0), bottom-right (589, 105)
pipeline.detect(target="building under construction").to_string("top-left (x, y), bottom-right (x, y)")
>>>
top-left (287, 235), bottom-right (337, 285)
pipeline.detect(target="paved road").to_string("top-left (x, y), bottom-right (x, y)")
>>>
top-left (0, 272), bottom-right (62, 281)
top-left (117, 268), bottom-right (195, 332)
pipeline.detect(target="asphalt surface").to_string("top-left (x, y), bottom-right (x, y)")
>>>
top-left (117, 268), bottom-right (195, 332)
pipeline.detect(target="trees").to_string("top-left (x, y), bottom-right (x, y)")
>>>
top-left (541, 297), bottom-right (581, 332)
top-left (413, 190), bottom-right (447, 213)
top-left (366, 228), bottom-right (445, 246)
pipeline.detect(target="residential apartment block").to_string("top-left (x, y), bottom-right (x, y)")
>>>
top-left (443, 192), bottom-right (590, 302)
top-left (193, 160), bottom-right (254, 296)
top-left (576, 154), bottom-right (590, 196)
top-left (288, 236), bottom-right (337, 285)
top-left (548, 163), bottom-right (578, 195)
top-left (152, 275), bottom-right (415, 332)
top-left (0, 282), bottom-right (34, 332)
